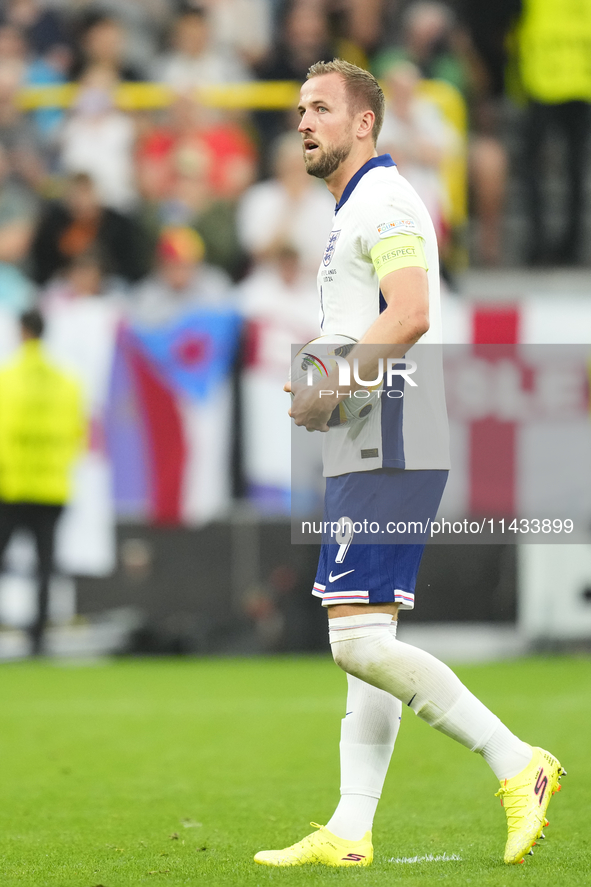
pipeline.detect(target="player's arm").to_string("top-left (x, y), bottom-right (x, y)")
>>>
top-left (288, 234), bottom-right (429, 431)
top-left (357, 231), bottom-right (429, 344)
top-left (361, 265), bottom-right (429, 344)
top-left (330, 234), bottom-right (430, 395)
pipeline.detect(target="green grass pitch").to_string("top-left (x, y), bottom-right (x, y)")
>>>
top-left (0, 655), bottom-right (589, 887)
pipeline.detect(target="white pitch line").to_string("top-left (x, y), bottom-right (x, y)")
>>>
top-left (389, 852), bottom-right (462, 864)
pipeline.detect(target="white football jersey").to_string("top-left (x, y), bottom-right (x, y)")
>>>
top-left (316, 154), bottom-right (450, 476)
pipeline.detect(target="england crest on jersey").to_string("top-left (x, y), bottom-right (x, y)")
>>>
top-left (323, 229), bottom-right (341, 266)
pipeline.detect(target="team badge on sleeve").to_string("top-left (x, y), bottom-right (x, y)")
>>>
top-left (377, 219), bottom-right (418, 238)
top-left (323, 229), bottom-right (341, 266)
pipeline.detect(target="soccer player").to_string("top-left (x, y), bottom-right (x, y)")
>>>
top-left (254, 60), bottom-right (565, 868)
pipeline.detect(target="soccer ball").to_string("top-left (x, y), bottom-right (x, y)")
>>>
top-left (290, 334), bottom-right (381, 427)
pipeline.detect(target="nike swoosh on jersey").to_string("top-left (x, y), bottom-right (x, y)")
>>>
top-left (328, 569), bottom-right (355, 583)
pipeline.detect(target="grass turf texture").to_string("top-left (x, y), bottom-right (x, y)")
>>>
top-left (0, 656), bottom-right (589, 886)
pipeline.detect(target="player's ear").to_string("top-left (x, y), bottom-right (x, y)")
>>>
top-left (357, 109), bottom-right (375, 141)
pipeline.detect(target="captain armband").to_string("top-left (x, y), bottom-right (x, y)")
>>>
top-left (370, 234), bottom-right (428, 281)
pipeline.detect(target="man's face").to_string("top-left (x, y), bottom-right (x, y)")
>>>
top-left (160, 258), bottom-right (195, 292)
top-left (67, 181), bottom-right (100, 218)
top-left (297, 73), bottom-right (355, 179)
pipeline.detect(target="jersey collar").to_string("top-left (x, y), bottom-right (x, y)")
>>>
top-left (334, 154), bottom-right (396, 214)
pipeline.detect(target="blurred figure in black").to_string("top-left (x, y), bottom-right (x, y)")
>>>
top-left (0, 0), bottom-right (70, 59)
top-left (515, 0), bottom-right (591, 265)
top-left (373, 2), bottom-right (469, 95)
top-left (69, 12), bottom-right (143, 81)
top-left (456, 0), bottom-right (521, 266)
top-left (254, 0), bottom-right (335, 174)
top-left (30, 172), bottom-right (147, 285)
top-left (0, 309), bottom-right (85, 655)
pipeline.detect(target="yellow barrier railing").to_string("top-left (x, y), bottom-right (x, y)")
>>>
top-left (18, 81), bottom-right (301, 112)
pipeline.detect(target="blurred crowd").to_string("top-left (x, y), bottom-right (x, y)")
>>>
top-left (0, 0), bottom-right (589, 533)
top-left (1, 0), bottom-right (589, 335)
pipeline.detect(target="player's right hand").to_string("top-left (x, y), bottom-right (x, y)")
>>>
top-left (286, 380), bottom-right (335, 432)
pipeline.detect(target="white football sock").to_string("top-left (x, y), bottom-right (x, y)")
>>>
top-left (328, 615), bottom-right (531, 782)
top-left (326, 617), bottom-right (401, 841)
top-left (326, 793), bottom-right (379, 842)
top-left (480, 722), bottom-right (532, 780)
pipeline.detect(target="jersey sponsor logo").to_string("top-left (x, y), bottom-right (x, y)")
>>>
top-left (377, 218), bottom-right (418, 237)
top-left (323, 229), bottom-right (341, 266)
top-left (534, 768), bottom-right (548, 805)
top-left (328, 569), bottom-right (355, 582)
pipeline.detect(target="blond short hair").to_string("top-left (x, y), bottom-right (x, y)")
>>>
top-left (306, 59), bottom-right (385, 144)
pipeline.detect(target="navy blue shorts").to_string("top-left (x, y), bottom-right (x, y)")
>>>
top-left (312, 468), bottom-right (448, 609)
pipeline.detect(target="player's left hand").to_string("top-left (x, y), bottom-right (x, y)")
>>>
top-left (284, 380), bottom-right (336, 432)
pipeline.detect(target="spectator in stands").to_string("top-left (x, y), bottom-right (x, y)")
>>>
top-left (136, 92), bottom-right (256, 204)
top-left (239, 244), bottom-right (321, 366)
top-left (456, 0), bottom-right (521, 109)
top-left (0, 20), bottom-right (70, 144)
top-left (134, 92), bottom-right (256, 278)
top-left (257, 1), bottom-right (334, 83)
top-left (153, 6), bottom-right (249, 89)
top-left (0, 58), bottom-right (42, 311)
top-left (238, 245), bottom-right (322, 516)
top-left (0, 23), bottom-right (28, 78)
top-left (62, 0), bottom-right (169, 80)
top-left (373, 2), bottom-right (469, 97)
top-left (30, 171), bottom-right (146, 285)
top-left (193, 0), bottom-right (273, 68)
top-left (517, 0), bottom-right (591, 265)
top-left (24, 35), bottom-right (72, 146)
top-left (41, 250), bottom-right (123, 312)
top-left (374, 2), bottom-right (508, 267)
top-left (0, 138), bottom-right (37, 313)
top-left (237, 130), bottom-right (334, 275)
top-left (40, 247), bottom-right (125, 434)
top-left (0, 141), bottom-right (38, 264)
top-left (254, 1), bottom-right (335, 169)
top-left (191, 183), bottom-right (252, 283)
top-left (0, 0), bottom-right (70, 59)
top-left (0, 308), bottom-right (86, 655)
top-left (0, 59), bottom-right (47, 190)
top-left (379, 61), bottom-right (456, 248)
top-left (54, 250), bottom-right (104, 298)
top-left (131, 226), bottom-right (232, 326)
top-left (135, 133), bottom-right (252, 283)
top-left (454, 0), bottom-right (517, 266)
top-left (0, 137), bottom-right (37, 314)
top-left (70, 12), bottom-right (142, 81)
top-left (42, 253), bottom-right (124, 421)
top-left (0, 261), bottom-right (35, 315)
top-left (58, 65), bottom-right (137, 213)
top-left (327, 0), bottom-right (383, 60)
